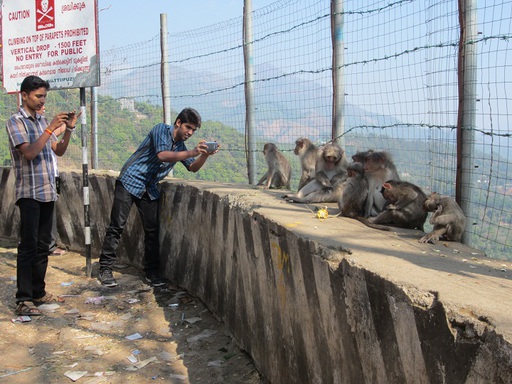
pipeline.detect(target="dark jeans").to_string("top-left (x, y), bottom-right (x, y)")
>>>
top-left (16, 198), bottom-right (54, 303)
top-left (99, 181), bottom-right (160, 274)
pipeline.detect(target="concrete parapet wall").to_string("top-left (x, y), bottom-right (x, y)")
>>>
top-left (1, 167), bottom-right (511, 384)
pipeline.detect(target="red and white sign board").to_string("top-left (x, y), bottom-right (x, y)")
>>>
top-left (0, 0), bottom-right (100, 93)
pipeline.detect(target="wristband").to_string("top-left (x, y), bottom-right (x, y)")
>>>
top-left (45, 129), bottom-right (53, 135)
top-left (66, 126), bottom-right (76, 132)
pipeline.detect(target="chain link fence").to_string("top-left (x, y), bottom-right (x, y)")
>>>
top-left (1, 0), bottom-right (511, 260)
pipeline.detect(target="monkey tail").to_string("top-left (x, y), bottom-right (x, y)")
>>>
top-left (355, 216), bottom-right (390, 231)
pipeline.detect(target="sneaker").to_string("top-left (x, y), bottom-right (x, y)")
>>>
top-left (98, 268), bottom-right (118, 287)
top-left (145, 273), bottom-right (166, 287)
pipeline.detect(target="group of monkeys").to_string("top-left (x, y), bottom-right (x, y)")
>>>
top-left (256, 137), bottom-right (467, 244)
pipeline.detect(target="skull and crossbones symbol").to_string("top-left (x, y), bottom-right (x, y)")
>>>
top-left (37, 0), bottom-right (54, 23)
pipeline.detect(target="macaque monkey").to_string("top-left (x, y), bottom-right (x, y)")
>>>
top-left (257, 143), bottom-right (291, 189)
top-left (361, 151), bottom-right (400, 217)
top-left (369, 180), bottom-right (428, 230)
top-left (338, 162), bottom-right (390, 231)
top-left (294, 137), bottom-right (321, 190)
top-left (419, 192), bottom-right (466, 244)
top-left (351, 149), bottom-right (374, 163)
top-left (284, 143), bottom-right (348, 203)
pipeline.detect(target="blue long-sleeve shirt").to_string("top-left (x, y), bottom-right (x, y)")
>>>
top-left (118, 123), bottom-right (194, 199)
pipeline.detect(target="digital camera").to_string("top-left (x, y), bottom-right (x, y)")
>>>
top-left (205, 141), bottom-right (218, 152)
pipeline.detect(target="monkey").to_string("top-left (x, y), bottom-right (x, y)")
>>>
top-left (287, 177), bottom-right (347, 204)
top-left (338, 162), bottom-right (367, 217)
top-left (351, 149), bottom-right (374, 164)
top-left (257, 143), bottom-right (291, 190)
top-left (361, 150), bottom-right (401, 217)
top-left (294, 137), bottom-right (322, 191)
top-left (369, 180), bottom-right (428, 231)
top-left (283, 142), bottom-right (348, 203)
top-left (338, 162), bottom-right (390, 231)
top-left (419, 192), bottom-right (467, 244)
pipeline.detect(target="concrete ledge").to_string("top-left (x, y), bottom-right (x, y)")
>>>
top-left (1, 167), bottom-right (511, 383)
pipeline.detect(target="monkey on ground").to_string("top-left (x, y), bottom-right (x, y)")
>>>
top-left (369, 180), bottom-right (428, 231)
top-left (338, 162), bottom-right (390, 231)
top-left (360, 150), bottom-right (401, 217)
top-left (294, 137), bottom-right (322, 190)
top-left (284, 142), bottom-right (348, 203)
top-left (419, 192), bottom-right (466, 244)
top-left (257, 143), bottom-right (291, 189)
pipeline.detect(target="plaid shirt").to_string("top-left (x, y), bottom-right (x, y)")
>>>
top-left (118, 123), bottom-right (195, 199)
top-left (5, 107), bottom-right (58, 203)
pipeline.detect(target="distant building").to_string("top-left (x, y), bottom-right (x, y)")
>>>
top-left (119, 97), bottom-right (135, 112)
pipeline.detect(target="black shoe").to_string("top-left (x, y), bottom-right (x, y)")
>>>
top-left (145, 273), bottom-right (166, 287)
top-left (99, 268), bottom-right (118, 287)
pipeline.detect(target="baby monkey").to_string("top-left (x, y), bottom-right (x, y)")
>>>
top-left (419, 192), bottom-right (466, 244)
top-left (338, 162), bottom-right (390, 231)
top-left (370, 180), bottom-right (428, 231)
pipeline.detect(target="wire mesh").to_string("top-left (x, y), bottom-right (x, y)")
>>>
top-left (1, 0), bottom-right (510, 260)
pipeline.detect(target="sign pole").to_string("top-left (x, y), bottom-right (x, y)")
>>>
top-left (80, 87), bottom-right (92, 277)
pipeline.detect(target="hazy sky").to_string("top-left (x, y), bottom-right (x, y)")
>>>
top-left (97, 0), bottom-right (278, 50)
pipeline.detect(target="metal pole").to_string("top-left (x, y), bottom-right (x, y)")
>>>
top-left (91, 87), bottom-right (98, 169)
top-left (455, 0), bottom-right (477, 244)
top-left (161, 13), bottom-right (171, 125)
top-left (80, 88), bottom-right (92, 277)
top-left (331, 0), bottom-right (345, 147)
top-left (243, 0), bottom-right (257, 184)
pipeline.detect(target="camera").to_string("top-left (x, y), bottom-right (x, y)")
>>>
top-left (205, 141), bottom-right (218, 152)
top-left (66, 112), bottom-right (74, 119)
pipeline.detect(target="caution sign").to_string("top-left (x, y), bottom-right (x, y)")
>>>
top-left (1, 0), bottom-right (100, 92)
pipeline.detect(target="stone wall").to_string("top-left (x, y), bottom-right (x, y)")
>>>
top-left (1, 167), bottom-right (511, 384)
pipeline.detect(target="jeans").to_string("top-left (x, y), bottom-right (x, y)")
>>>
top-left (99, 181), bottom-right (160, 273)
top-left (16, 198), bottom-right (54, 302)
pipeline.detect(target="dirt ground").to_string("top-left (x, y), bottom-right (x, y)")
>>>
top-left (0, 238), bottom-right (267, 384)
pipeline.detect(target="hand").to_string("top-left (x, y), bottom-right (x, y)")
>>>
top-left (65, 110), bottom-right (82, 128)
top-left (48, 113), bottom-right (68, 132)
top-left (195, 140), bottom-right (220, 156)
top-left (195, 141), bottom-right (209, 156)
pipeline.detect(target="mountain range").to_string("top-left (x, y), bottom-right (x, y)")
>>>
top-left (97, 61), bottom-right (437, 145)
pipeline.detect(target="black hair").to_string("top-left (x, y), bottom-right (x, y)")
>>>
top-left (175, 107), bottom-right (201, 128)
top-left (20, 76), bottom-right (50, 94)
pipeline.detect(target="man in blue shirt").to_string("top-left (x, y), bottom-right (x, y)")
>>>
top-left (98, 108), bottom-right (217, 287)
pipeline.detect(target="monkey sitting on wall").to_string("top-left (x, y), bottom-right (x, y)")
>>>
top-left (284, 142), bottom-right (348, 203)
top-left (338, 162), bottom-right (390, 231)
top-left (369, 180), bottom-right (428, 231)
top-left (257, 143), bottom-right (291, 189)
top-left (360, 150), bottom-right (401, 217)
top-left (419, 192), bottom-right (467, 244)
top-left (294, 137), bottom-right (322, 191)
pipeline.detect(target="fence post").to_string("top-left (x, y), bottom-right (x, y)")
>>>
top-left (161, 13), bottom-right (172, 125)
top-left (244, 0), bottom-right (257, 184)
top-left (332, 0), bottom-right (345, 147)
top-left (456, 0), bottom-right (478, 244)
top-left (91, 87), bottom-right (98, 169)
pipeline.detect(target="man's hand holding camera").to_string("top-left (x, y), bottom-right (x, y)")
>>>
top-left (47, 110), bottom-right (81, 134)
top-left (196, 140), bottom-right (220, 156)
top-left (64, 110), bottom-right (81, 130)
